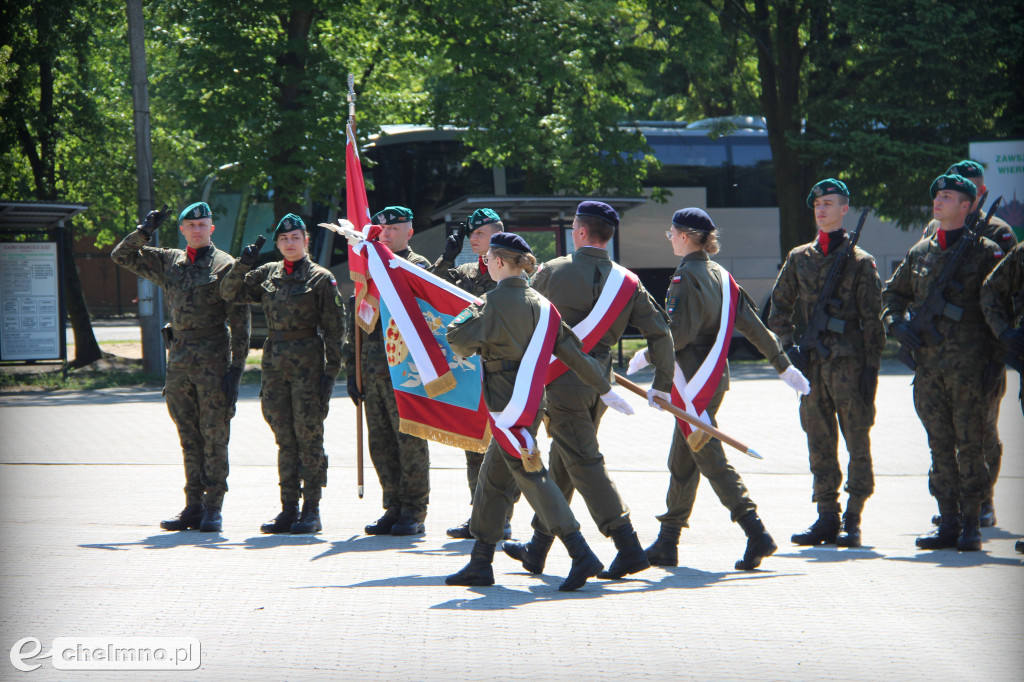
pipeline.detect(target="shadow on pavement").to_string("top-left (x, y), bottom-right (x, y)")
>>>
top-left (887, 550), bottom-right (1024, 568)
top-left (79, 531), bottom-right (233, 551)
top-left (309, 534), bottom-right (428, 561)
top-left (775, 546), bottom-right (886, 562)
top-left (240, 534), bottom-right (329, 549)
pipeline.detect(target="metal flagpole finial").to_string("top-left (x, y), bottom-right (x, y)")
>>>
top-left (347, 73), bottom-right (356, 124)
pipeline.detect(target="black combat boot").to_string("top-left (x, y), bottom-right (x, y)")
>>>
top-left (916, 515), bottom-right (960, 549)
top-left (260, 503), bottom-right (300, 534)
top-left (198, 506), bottom-right (222, 533)
top-left (365, 512), bottom-right (398, 535)
top-left (290, 501), bottom-right (322, 534)
top-left (446, 519), bottom-right (473, 539)
top-left (390, 516), bottom-right (425, 536)
top-left (736, 511), bottom-right (777, 570)
top-left (559, 531), bottom-right (604, 592)
top-left (160, 503), bottom-right (205, 531)
top-left (979, 500), bottom-right (996, 528)
top-left (596, 523), bottom-right (650, 579)
top-left (1016, 539), bottom-right (1023, 553)
top-left (502, 530), bottom-right (554, 574)
top-left (445, 541), bottom-right (496, 586)
top-left (835, 513), bottom-right (862, 548)
top-left (956, 515), bottom-right (982, 552)
top-left (790, 512), bottom-right (840, 545)
top-left (644, 525), bottom-right (681, 567)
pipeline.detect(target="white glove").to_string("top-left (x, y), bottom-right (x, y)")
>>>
top-left (780, 366), bottom-right (811, 395)
top-left (647, 388), bottom-right (671, 410)
top-left (600, 389), bottom-right (635, 416)
top-left (627, 348), bottom-right (650, 375)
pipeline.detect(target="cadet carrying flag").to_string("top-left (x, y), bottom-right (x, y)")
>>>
top-left (351, 236), bottom-right (491, 451)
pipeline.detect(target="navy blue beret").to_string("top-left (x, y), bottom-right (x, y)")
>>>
top-left (576, 200), bottom-right (619, 229)
top-left (489, 231), bottom-right (532, 255)
top-left (672, 207), bottom-right (716, 233)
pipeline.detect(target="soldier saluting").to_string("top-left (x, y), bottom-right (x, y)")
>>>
top-left (882, 173), bottom-right (1005, 552)
top-left (769, 179), bottom-right (885, 548)
top-left (111, 202), bottom-right (250, 533)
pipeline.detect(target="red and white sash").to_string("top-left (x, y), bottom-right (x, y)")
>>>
top-left (546, 261), bottom-right (639, 383)
top-left (671, 270), bottom-right (740, 439)
top-left (490, 295), bottom-right (562, 460)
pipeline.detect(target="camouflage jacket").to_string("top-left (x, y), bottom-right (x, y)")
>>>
top-left (769, 232), bottom-right (886, 368)
top-left (531, 246), bottom-right (674, 393)
top-left (430, 254), bottom-right (496, 297)
top-left (447, 277), bottom-right (611, 411)
top-left (111, 229), bottom-right (249, 367)
top-left (343, 247), bottom-right (430, 377)
top-left (981, 241), bottom-right (1024, 337)
top-left (220, 257), bottom-right (346, 377)
top-left (882, 232), bottom-right (1004, 369)
top-left (668, 251), bottom-right (790, 391)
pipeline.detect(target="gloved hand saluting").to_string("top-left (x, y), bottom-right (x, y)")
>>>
top-left (442, 223), bottom-right (466, 263)
top-left (780, 366), bottom-right (811, 395)
top-left (627, 348), bottom-right (650, 375)
top-left (240, 235), bottom-right (266, 267)
top-left (600, 389), bottom-right (635, 415)
top-left (138, 204), bottom-right (172, 239)
top-left (646, 388), bottom-right (671, 410)
top-left (222, 366), bottom-right (243, 405)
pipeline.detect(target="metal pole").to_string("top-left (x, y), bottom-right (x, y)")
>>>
top-left (127, 0), bottom-right (165, 376)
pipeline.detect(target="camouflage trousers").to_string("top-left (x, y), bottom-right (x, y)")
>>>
top-left (913, 363), bottom-right (992, 518)
top-left (261, 368), bottom-right (328, 504)
top-left (656, 389), bottom-right (756, 529)
top-left (535, 377), bottom-right (631, 537)
top-left (363, 370), bottom-right (430, 521)
top-left (983, 368), bottom-right (1006, 502)
top-left (798, 355), bottom-right (875, 514)
top-left (470, 407), bottom-right (581, 545)
top-left (165, 359), bottom-right (233, 508)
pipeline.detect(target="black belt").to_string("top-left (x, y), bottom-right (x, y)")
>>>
top-left (174, 324), bottom-right (226, 341)
top-left (483, 359), bottom-right (521, 372)
top-left (268, 328), bottom-right (317, 341)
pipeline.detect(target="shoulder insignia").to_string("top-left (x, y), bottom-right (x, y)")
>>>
top-left (994, 250), bottom-right (1004, 259)
top-left (452, 308), bottom-right (474, 325)
top-left (672, 276), bottom-right (681, 283)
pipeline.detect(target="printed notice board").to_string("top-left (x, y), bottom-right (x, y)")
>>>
top-left (0, 242), bottom-right (62, 361)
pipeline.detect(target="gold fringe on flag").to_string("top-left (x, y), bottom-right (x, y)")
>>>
top-left (399, 419), bottom-right (490, 453)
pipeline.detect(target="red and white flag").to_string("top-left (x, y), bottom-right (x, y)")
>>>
top-left (346, 121), bottom-right (381, 332)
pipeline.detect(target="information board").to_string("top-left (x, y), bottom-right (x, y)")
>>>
top-left (0, 242), bottom-right (62, 361)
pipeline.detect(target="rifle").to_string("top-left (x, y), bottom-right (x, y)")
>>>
top-left (798, 207), bottom-right (870, 359)
top-left (895, 192), bottom-right (1000, 370)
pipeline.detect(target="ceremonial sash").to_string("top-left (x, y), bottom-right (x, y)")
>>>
top-left (671, 269), bottom-right (740, 449)
top-left (490, 295), bottom-right (562, 461)
top-left (546, 261), bottom-right (639, 383)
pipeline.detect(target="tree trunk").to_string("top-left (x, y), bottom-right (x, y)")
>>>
top-left (62, 222), bottom-right (102, 367)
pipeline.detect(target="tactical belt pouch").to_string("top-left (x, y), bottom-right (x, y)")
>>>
top-left (826, 317), bottom-right (848, 334)
top-left (160, 323), bottom-right (174, 345)
top-left (268, 328), bottom-right (317, 341)
top-left (174, 324), bottom-right (227, 341)
top-left (483, 359), bottom-right (521, 373)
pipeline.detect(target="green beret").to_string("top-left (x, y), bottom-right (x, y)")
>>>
top-left (806, 179), bottom-right (850, 208)
top-left (467, 208), bottom-right (501, 232)
top-left (371, 206), bottom-right (413, 225)
top-left (930, 173), bottom-right (977, 199)
top-left (179, 201), bottom-right (212, 223)
top-left (273, 213), bottom-right (306, 239)
top-left (946, 159), bottom-right (984, 179)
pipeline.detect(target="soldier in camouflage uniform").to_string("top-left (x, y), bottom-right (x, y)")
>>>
top-left (981, 242), bottom-right (1024, 554)
top-left (112, 201), bottom-right (250, 533)
top-left (644, 208), bottom-right (809, 572)
top-left (344, 206), bottom-right (432, 536)
top-left (444, 231), bottom-right (635, 591)
top-left (882, 173), bottom-right (1005, 552)
top-left (769, 179), bottom-right (885, 548)
top-left (221, 214), bottom-right (345, 534)
top-left (922, 160), bottom-right (1017, 528)
top-left (429, 208), bottom-right (518, 539)
top-left (504, 201), bottom-right (674, 581)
